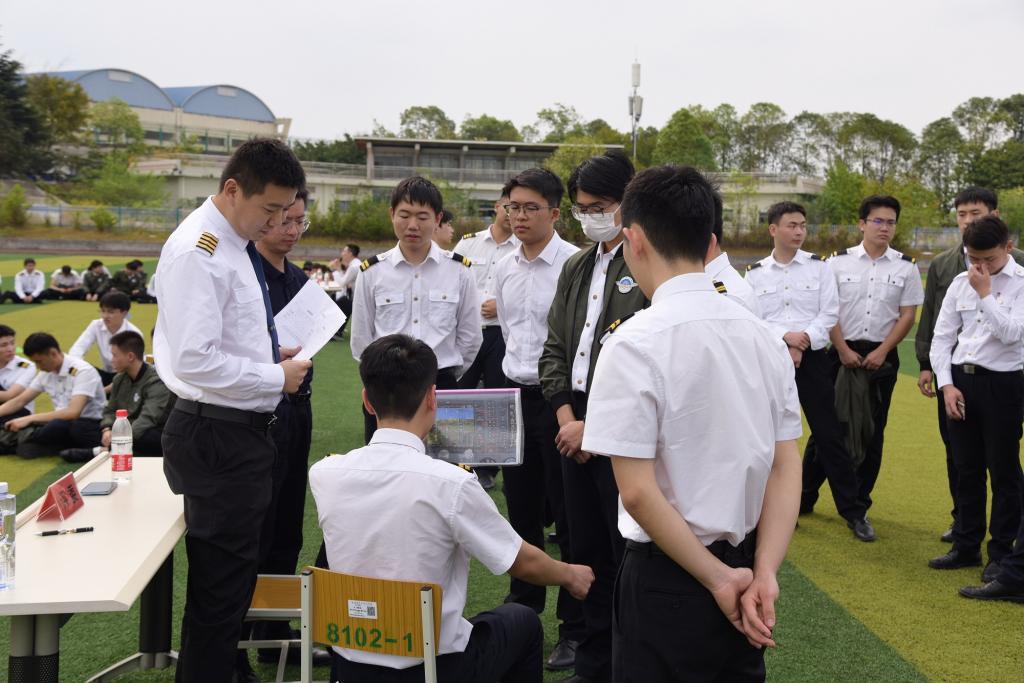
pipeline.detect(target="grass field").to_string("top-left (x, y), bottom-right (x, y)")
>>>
top-left (0, 256), bottom-right (1021, 682)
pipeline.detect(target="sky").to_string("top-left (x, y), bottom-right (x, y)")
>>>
top-left (3, 0), bottom-right (1023, 141)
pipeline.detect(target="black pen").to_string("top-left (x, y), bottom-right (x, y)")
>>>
top-left (35, 527), bottom-right (94, 537)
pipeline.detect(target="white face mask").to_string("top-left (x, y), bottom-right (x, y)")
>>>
top-left (580, 212), bottom-right (622, 243)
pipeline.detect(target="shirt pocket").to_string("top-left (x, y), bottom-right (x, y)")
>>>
top-left (232, 283), bottom-right (266, 337)
top-left (837, 274), bottom-right (861, 302)
top-left (753, 284), bottom-right (781, 315)
top-left (955, 297), bottom-right (977, 312)
top-left (374, 292), bottom-right (406, 334)
top-left (881, 276), bottom-right (906, 304)
top-left (428, 289), bottom-right (460, 334)
top-left (792, 279), bottom-right (820, 305)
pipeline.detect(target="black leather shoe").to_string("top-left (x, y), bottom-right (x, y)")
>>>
top-left (60, 448), bottom-right (95, 463)
top-left (940, 526), bottom-right (954, 543)
top-left (982, 561), bottom-right (1002, 584)
top-left (559, 675), bottom-right (603, 683)
top-left (959, 579), bottom-right (1024, 603)
top-left (545, 638), bottom-right (578, 671)
top-left (928, 548), bottom-right (982, 570)
top-left (847, 517), bottom-right (876, 542)
top-left (798, 499), bottom-right (815, 516)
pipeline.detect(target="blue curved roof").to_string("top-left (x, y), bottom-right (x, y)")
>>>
top-left (163, 85), bottom-right (276, 123)
top-left (46, 69), bottom-right (174, 111)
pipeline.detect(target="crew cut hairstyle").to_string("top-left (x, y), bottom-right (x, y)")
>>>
top-left (963, 215), bottom-right (1010, 250)
top-left (100, 290), bottom-right (131, 312)
top-left (110, 330), bottom-right (145, 360)
top-left (23, 332), bottom-right (60, 357)
top-left (440, 209), bottom-right (455, 224)
top-left (954, 186), bottom-right (998, 211)
top-left (219, 138), bottom-right (306, 197)
top-left (23, 258), bottom-right (35, 265)
top-left (359, 334), bottom-right (438, 421)
top-left (390, 176), bottom-right (443, 214)
top-left (503, 168), bottom-right (564, 208)
top-left (859, 195), bottom-right (901, 222)
top-left (621, 165), bottom-right (717, 262)
top-left (767, 201), bottom-right (807, 227)
top-left (0, 324), bottom-right (15, 339)
top-left (346, 243), bottom-right (361, 257)
top-left (568, 150), bottom-right (636, 204)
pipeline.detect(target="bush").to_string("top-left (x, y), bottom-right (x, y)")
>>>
top-left (0, 185), bottom-right (30, 227)
top-left (71, 211), bottom-right (83, 230)
top-left (91, 208), bottom-right (117, 232)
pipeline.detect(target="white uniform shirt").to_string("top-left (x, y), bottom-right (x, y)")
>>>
top-left (153, 197), bottom-right (284, 413)
top-left (706, 251), bottom-right (759, 314)
top-left (581, 273), bottom-right (803, 547)
top-left (350, 241), bottom-right (482, 372)
top-left (1, 355), bottom-right (37, 413)
top-left (494, 232), bottom-right (579, 385)
top-left (454, 226), bottom-right (521, 328)
top-left (309, 428), bottom-right (522, 670)
top-left (930, 261), bottom-right (1024, 388)
top-left (829, 243), bottom-right (924, 342)
top-left (50, 269), bottom-right (82, 288)
top-left (571, 243), bottom-right (622, 389)
top-left (14, 270), bottom-right (45, 298)
top-left (68, 318), bottom-right (143, 372)
top-left (28, 355), bottom-right (106, 420)
top-left (745, 249), bottom-right (839, 350)
top-left (333, 263), bottom-right (359, 300)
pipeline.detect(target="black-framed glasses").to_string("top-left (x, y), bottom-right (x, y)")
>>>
top-left (503, 203), bottom-right (555, 216)
top-left (281, 217), bottom-right (311, 233)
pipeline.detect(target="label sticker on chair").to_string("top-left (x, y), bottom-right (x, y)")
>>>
top-left (348, 599), bottom-right (378, 619)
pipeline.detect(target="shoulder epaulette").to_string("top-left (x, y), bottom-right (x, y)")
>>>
top-left (450, 251), bottom-right (472, 267)
top-left (68, 366), bottom-right (78, 376)
top-left (713, 280), bottom-right (728, 294)
top-left (359, 255), bottom-right (380, 272)
top-left (746, 262), bottom-right (762, 271)
top-left (830, 248), bottom-right (853, 259)
top-left (195, 231), bottom-right (218, 256)
top-left (455, 463), bottom-right (473, 472)
top-left (600, 312), bottom-right (637, 344)
top-left (17, 361), bottom-right (30, 368)
top-left (809, 253), bottom-right (822, 261)
top-left (901, 254), bottom-right (916, 264)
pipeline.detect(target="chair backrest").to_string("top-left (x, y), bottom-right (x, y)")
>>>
top-left (302, 566), bottom-right (442, 658)
top-left (249, 574), bottom-right (302, 619)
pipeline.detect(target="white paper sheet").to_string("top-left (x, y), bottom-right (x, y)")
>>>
top-left (273, 279), bottom-right (346, 361)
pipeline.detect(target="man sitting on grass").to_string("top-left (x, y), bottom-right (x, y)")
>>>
top-left (68, 290), bottom-right (142, 386)
top-left (309, 333), bottom-right (594, 683)
top-left (0, 324), bottom-right (36, 426)
top-left (0, 332), bottom-right (106, 458)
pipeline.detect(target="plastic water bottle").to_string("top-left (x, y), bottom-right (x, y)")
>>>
top-left (0, 482), bottom-right (15, 590)
top-left (111, 409), bottom-right (133, 483)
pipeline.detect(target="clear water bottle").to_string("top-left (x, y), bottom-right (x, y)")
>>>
top-left (0, 482), bottom-right (15, 590)
top-left (110, 409), bottom-right (133, 483)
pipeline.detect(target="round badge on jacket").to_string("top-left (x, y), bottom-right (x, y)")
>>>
top-left (616, 276), bottom-right (638, 294)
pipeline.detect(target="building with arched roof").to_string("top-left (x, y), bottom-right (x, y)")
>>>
top-left (43, 68), bottom-right (290, 153)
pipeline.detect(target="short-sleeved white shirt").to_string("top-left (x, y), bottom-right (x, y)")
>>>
top-left (68, 318), bottom-right (143, 373)
top-left (745, 249), bottom-right (839, 350)
top-left (828, 242), bottom-right (924, 342)
top-left (581, 273), bottom-right (802, 547)
top-left (28, 355), bottom-right (106, 420)
top-left (706, 251), bottom-right (760, 315)
top-left (1, 355), bottom-right (37, 412)
top-left (309, 428), bottom-right (523, 670)
top-left (454, 226), bottom-right (521, 328)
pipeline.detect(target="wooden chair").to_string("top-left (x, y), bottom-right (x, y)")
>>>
top-left (239, 574), bottom-right (302, 683)
top-left (299, 567), bottom-right (443, 683)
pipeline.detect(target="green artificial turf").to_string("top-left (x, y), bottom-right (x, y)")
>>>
top-left (0, 274), bottom-right (1018, 682)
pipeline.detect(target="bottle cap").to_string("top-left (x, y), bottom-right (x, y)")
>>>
top-left (116, 409), bottom-right (128, 418)
top-left (0, 482), bottom-right (7, 494)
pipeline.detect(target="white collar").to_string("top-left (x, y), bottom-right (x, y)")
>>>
top-left (652, 272), bottom-right (715, 304)
top-left (368, 427), bottom-right (426, 453)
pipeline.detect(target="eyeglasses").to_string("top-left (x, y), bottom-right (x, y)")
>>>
top-left (865, 218), bottom-right (897, 228)
top-left (503, 203), bottom-right (556, 217)
top-left (280, 217), bottom-right (311, 233)
top-left (571, 203), bottom-right (619, 221)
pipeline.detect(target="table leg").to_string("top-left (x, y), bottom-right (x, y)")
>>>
top-left (8, 614), bottom-right (60, 683)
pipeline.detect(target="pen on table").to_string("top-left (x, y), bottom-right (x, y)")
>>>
top-left (35, 527), bottom-right (94, 537)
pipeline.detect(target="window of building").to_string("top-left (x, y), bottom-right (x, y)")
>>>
top-left (107, 70), bottom-right (133, 83)
top-left (375, 154), bottom-right (413, 167)
top-left (217, 86), bottom-right (238, 97)
top-left (418, 153), bottom-right (459, 169)
top-left (463, 155), bottom-right (504, 170)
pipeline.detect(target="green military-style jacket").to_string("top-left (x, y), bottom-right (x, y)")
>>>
top-left (82, 270), bottom-right (110, 295)
top-left (100, 363), bottom-right (174, 439)
top-left (540, 242), bottom-right (648, 411)
top-left (110, 270), bottom-right (146, 296)
top-left (915, 246), bottom-right (1024, 371)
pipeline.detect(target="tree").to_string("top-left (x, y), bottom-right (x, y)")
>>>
top-left (968, 140), bottom-right (1024, 190)
top-left (652, 108), bottom-right (715, 169)
top-left (634, 125), bottom-right (659, 168)
top-left (997, 187), bottom-right (1024, 237)
top-left (812, 160), bottom-right (866, 225)
top-left (786, 111), bottom-right (832, 175)
top-left (25, 74), bottom-right (90, 145)
top-left (835, 113), bottom-right (917, 183)
top-left (89, 99), bottom-right (145, 152)
top-left (459, 114), bottom-right (521, 141)
top-left (0, 48), bottom-right (50, 177)
top-left (292, 136), bottom-right (366, 164)
top-left (0, 184), bottom-right (30, 226)
top-left (534, 104), bottom-right (585, 143)
top-left (737, 102), bottom-right (791, 172)
top-left (953, 96), bottom-right (1010, 175)
top-left (86, 153), bottom-right (167, 207)
top-left (999, 94), bottom-right (1024, 143)
top-left (687, 104), bottom-right (739, 171)
top-left (916, 117), bottom-right (965, 210)
top-left (398, 106), bottom-right (456, 139)
top-left (580, 119), bottom-right (626, 146)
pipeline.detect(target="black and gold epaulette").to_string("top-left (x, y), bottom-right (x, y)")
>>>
top-left (450, 251), bottom-right (472, 267)
top-left (68, 366), bottom-right (78, 376)
top-left (17, 360), bottom-right (30, 368)
top-left (829, 249), bottom-right (852, 259)
top-left (359, 255), bottom-right (380, 272)
top-left (452, 462), bottom-right (472, 472)
top-left (809, 253), bottom-right (822, 261)
top-left (713, 280), bottom-right (728, 294)
top-left (901, 254), bottom-right (916, 264)
top-left (600, 312), bottom-right (636, 344)
top-left (746, 262), bottom-right (763, 271)
top-left (195, 231), bottom-right (218, 256)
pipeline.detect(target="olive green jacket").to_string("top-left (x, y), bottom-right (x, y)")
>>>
top-left (540, 243), bottom-right (648, 411)
top-left (100, 363), bottom-right (174, 439)
top-left (915, 246), bottom-right (1024, 371)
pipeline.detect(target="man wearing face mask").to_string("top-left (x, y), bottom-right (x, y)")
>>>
top-left (539, 151), bottom-right (646, 683)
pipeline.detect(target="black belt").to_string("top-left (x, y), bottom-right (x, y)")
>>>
top-left (954, 364), bottom-right (1023, 377)
top-left (507, 379), bottom-right (543, 393)
top-left (174, 398), bottom-right (277, 429)
top-left (844, 340), bottom-right (882, 354)
top-left (626, 530), bottom-right (758, 565)
top-left (284, 391), bottom-right (312, 404)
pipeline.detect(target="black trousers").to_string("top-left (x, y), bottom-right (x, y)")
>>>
top-left (997, 488), bottom-right (1024, 588)
top-left (803, 342), bottom-right (900, 512)
top-left (503, 382), bottom-right (584, 640)
top-left (613, 534), bottom-right (764, 683)
top-left (935, 391), bottom-right (959, 526)
top-left (1, 292), bottom-right (43, 304)
top-left (38, 288), bottom-right (85, 301)
top-left (262, 396), bottom-right (313, 575)
top-left (18, 418), bottom-right (101, 458)
top-left (162, 408), bottom-right (275, 683)
top-left (794, 348), bottom-right (865, 522)
top-left (947, 366), bottom-right (1024, 562)
top-left (135, 428), bottom-right (164, 456)
top-left (559, 391), bottom-right (622, 679)
top-left (363, 367), bottom-right (457, 444)
top-left (459, 326), bottom-right (507, 390)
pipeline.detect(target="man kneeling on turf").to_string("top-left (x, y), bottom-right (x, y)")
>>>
top-left (309, 334), bottom-right (594, 683)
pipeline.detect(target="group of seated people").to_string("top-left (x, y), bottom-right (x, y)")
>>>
top-left (0, 296), bottom-right (171, 461)
top-left (0, 257), bottom-right (156, 304)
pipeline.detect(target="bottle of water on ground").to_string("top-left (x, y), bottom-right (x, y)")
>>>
top-left (0, 482), bottom-right (15, 590)
top-left (111, 410), bottom-right (133, 483)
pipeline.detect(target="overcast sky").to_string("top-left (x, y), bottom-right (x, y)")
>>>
top-left (3, 0), bottom-right (1022, 141)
